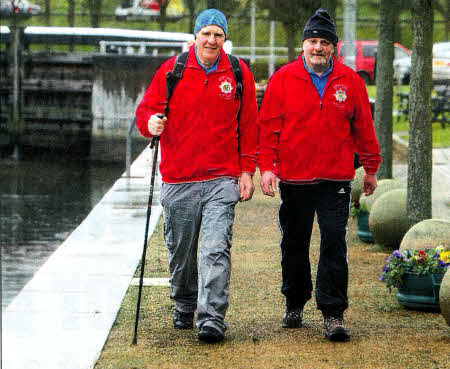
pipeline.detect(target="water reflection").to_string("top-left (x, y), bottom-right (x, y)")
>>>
top-left (1, 158), bottom-right (123, 310)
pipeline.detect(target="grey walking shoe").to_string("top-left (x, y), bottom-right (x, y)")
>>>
top-left (198, 325), bottom-right (224, 343)
top-left (173, 310), bottom-right (194, 329)
top-left (282, 307), bottom-right (303, 328)
top-left (323, 314), bottom-right (350, 341)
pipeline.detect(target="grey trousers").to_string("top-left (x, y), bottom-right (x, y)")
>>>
top-left (159, 177), bottom-right (240, 333)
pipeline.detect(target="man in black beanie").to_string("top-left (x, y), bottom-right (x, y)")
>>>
top-left (258, 9), bottom-right (381, 342)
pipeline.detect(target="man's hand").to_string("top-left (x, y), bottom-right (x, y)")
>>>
top-left (148, 114), bottom-right (167, 136)
top-left (363, 173), bottom-right (377, 196)
top-left (239, 172), bottom-right (255, 202)
top-left (260, 171), bottom-right (277, 197)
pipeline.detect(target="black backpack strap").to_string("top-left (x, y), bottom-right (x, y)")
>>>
top-left (227, 54), bottom-right (243, 100)
top-left (227, 54), bottom-right (243, 126)
top-left (164, 51), bottom-right (189, 117)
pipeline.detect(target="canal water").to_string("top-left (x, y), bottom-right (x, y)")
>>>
top-left (1, 156), bottom-right (124, 311)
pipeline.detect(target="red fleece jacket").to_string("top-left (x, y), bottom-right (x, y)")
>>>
top-left (258, 54), bottom-right (381, 183)
top-left (136, 46), bottom-right (258, 183)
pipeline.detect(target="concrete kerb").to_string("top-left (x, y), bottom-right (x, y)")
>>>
top-left (1, 146), bottom-right (163, 369)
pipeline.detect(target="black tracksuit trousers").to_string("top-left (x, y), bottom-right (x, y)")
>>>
top-left (278, 180), bottom-right (351, 315)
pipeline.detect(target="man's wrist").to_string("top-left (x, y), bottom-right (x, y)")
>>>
top-left (240, 171), bottom-right (254, 178)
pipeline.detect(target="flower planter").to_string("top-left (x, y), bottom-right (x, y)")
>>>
top-left (396, 272), bottom-right (444, 312)
top-left (356, 211), bottom-right (374, 243)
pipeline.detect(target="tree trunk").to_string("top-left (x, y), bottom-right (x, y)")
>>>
top-left (284, 24), bottom-right (298, 61)
top-left (67, 0), bottom-right (75, 51)
top-left (67, 0), bottom-right (75, 27)
top-left (407, 0), bottom-right (434, 228)
top-left (157, 0), bottom-right (169, 31)
top-left (321, 0), bottom-right (338, 20)
top-left (185, 0), bottom-right (196, 33)
top-left (45, 0), bottom-right (51, 27)
top-left (374, 0), bottom-right (395, 179)
top-left (87, 0), bottom-right (102, 28)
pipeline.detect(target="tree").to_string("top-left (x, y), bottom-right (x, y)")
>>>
top-left (373, 0), bottom-right (396, 179)
top-left (183, 0), bottom-right (198, 33)
top-left (321, 0), bottom-right (338, 20)
top-left (407, 0), bottom-right (434, 228)
top-left (156, 0), bottom-right (170, 31)
top-left (257, 0), bottom-right (324, 61)
top-left (206, 0), bottom-right (241, 16)
top-left (83, 0), bottom-right (102, 28)
top-left (365, 0), bottom-right (446, 45)
top-left (67, 0), bottom-right (75, 27)
top-left (44, 0), bottom-right (51, 27)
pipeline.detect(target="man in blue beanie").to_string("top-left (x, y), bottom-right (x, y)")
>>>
top-left (136, 8), bottom-right (258, 343)
top-left (258, 9), bottom-right (381, 342)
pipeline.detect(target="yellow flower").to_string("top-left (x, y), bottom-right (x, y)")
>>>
top-left (440, 250), bottom-right (450, 263)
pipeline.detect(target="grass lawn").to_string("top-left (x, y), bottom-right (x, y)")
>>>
top-left (95, 171), bottom-right (449, 369)
top-left (366, 85), bottom-right (449, 148)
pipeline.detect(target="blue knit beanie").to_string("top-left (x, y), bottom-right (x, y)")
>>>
top-left (302, 9), bottom-right (338, 45)
top-left (194, 9), bottom-right (227, 38)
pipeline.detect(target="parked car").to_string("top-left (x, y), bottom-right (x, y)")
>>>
top-left (432, 41), bottom-right (450, 84)
top-left (0, 0), bottom-right (40, 16)
top-left (336, 40), bottom-right (411, 85)
top-left (393, 56), bottom-right (411, 85)
top-left (115, 0), bottom-right (183, 21)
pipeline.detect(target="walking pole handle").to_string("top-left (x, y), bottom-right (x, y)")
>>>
top-left (150, 113), bottom-right (164, 149)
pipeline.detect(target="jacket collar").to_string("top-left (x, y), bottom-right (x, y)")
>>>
top-left (292, 53), bottom-right (345, 81)
top-left (186, 45), bottom-right (229, 72)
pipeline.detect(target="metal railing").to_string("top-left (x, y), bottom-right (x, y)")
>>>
top-left (99, 40), bottom-right (186, 55)
top-left (232, 46), bottom-right (302, 60)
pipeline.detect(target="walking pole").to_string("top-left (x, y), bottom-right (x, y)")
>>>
top-left (132, 114), bottom-right (163, 345)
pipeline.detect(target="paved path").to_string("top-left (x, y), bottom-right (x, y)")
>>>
top-left (393, 135), bottom-right (449, 219)
top-left (2, 147), bottom-right (162, 369)
top-left (1, 140), bottom-right (448, 369)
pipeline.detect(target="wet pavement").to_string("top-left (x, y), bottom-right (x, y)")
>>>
top-left (1, 139), bottom-right (448, 369)
top-left (1, 147), bottom-right (162, 369)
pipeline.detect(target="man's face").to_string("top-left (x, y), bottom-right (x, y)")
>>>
top-left (302, 38), bottom-right (334, 71)
top-left (195, 25), bottom-right (225, 66)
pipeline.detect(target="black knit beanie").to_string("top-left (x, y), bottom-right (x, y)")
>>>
top-left (302, 9), bottom-right (338, 45)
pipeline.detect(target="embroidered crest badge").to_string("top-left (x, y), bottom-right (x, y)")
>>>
top-left (219, 80), bottom-right (233, 94)
top-left (334, 88), bottom-right (347, 102)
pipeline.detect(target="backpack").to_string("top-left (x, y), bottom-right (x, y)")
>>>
top-left (163, 51), bottom-right (243, 119)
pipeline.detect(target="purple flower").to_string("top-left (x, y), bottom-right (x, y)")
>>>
top-left (433, 252), bottom-right (440, 259)
top-left (379, 275), bottom-right (385, 281)
top-left (385, 256), bottom-right (391, 262)
top-left (438, 259), bottom-right (450, 268)
top-left (393, 250), bottom-right (403, 259)
top-left (382, 265), bottom-right (389, 273)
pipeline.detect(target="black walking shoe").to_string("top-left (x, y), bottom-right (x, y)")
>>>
top-left (323, 314), bottom-right (350, 342)
top-left (198, 325), bottom-right (224, 343)
top-left (282, 307), bottom-right (303, 328)
top-left (173, 310), bottom-right (194, 329)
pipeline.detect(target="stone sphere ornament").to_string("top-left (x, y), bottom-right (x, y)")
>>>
top-left (440, 270), bottom-right (450, 326)
top-left (351, 166), bottom-right (365, 204)
top-left (400, 218), bottom-right (450, 252)
top-left (369, 189), bottom-right (408, 249)
top-left (360, 178), bottom-right (404, 212)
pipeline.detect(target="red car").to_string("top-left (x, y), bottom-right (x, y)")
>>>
top-left (336, 40), bottom-right (411, 85)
